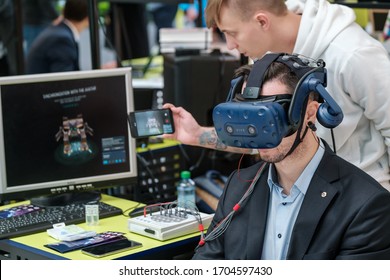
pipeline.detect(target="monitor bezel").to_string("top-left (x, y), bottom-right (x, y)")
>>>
top-left (0, 68), bottom-right (138, 203)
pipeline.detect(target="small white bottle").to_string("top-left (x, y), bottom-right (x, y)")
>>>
top-left (177, 170), bottom-right (196, 208)
top-left (85, 203), bottom-right (99, 226)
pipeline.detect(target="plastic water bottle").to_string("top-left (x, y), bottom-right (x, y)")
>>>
top-left (177, 170), bottom-right (196, 208)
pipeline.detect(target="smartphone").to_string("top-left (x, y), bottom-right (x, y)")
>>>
top-left (0, 204), bottom-right (42, 219)
top-left (81, 238), bottom-right (142, 258)
top-left (128, 108), bottom-right (175, 138)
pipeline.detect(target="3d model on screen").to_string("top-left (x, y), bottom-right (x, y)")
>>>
top-left (55, 114), bottom-right (94, 156)
top-left (146, 117), bottom-right (161, 133)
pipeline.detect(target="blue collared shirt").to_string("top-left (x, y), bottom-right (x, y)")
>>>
top-left (261, 143), bottom-right (325, 260)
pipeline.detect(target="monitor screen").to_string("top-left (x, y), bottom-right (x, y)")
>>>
top-left (0, 68), bottom-right (138, 203)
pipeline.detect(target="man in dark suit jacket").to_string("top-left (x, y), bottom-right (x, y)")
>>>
top-left (192, 53), bottom-right (390, 260)
top-left (26, 0), bottom-right (88, 74)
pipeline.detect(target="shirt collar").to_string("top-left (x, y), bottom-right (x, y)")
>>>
top-left (267, 141), bottom-right (325, 195)
top-left (63, 19), bottom-right (80, 42)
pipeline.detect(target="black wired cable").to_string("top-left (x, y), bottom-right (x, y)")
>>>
top-left (196, 162), bottom-right (268, 248)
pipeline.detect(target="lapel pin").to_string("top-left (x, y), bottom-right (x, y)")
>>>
top-left (321, 192), bottom-right (327, 198)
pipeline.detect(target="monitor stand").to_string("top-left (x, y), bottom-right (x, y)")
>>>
top-left (30, 191), bottom-right (102, 207)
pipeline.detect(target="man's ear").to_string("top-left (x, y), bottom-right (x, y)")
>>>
top-left (306, 100), bottom-right (320, 123)
top-left (254, 12), bottom-right (270, 30)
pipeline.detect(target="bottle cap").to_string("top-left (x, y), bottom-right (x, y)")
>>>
top-left (180, 170), bottom-right (191, 179)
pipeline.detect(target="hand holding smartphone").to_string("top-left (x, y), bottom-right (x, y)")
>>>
top-left (81, 237), bottom-right (142, 258)
top-left (128, 108), bottom-right (175, 138)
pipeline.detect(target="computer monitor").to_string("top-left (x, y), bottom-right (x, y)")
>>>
top-left (0, 68), bottom-right (138, 205)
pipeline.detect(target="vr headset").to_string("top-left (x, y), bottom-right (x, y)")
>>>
top-left (212, 53), bottom-right (344, 149)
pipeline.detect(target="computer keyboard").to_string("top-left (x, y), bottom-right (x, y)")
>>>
top-left (0, 202), bottom-right (123, 240)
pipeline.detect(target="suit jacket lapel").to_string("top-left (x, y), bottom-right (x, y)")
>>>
top-left (246, 168), bottom-right (270, 259)
top-left (287, 146), bottom-right (340, 259)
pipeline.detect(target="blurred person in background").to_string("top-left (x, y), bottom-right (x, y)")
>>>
top-left (0, 0), bottom-right (17, 76)
top-left (26, 0), bottom-right (88, 74)
top-left (22, 0), bottom-right (62, 55)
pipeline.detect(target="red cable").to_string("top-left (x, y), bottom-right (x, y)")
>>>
top-left (237, 153), bottom-right (258, 183)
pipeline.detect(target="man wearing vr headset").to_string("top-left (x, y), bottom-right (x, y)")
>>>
top-left (191, 53), bottom-right (390, 260)
top-left (163, 0), bottom-right (390, 190)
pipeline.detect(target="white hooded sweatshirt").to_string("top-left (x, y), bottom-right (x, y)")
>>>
top-left (286, 0), bottom-right (390, 190)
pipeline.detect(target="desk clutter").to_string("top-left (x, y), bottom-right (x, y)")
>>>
top-left (47, 223), bottom-right (96, 241)
top-left (0, 195), bottom-right (215, 259)
top-left (128, 201), bottom-right (213, 241)
top-left (45, 231), bottom-right (126, 254)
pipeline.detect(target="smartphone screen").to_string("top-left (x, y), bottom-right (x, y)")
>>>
top-left (128, 108), bottom-right (175, 138)
top-left (81, 238), bottom-right (142, 258)
top-left (0, 204), bottom-right (42, 219)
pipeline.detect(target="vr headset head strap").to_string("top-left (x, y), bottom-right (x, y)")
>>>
top-left (242, 53), bottom-right (318, 100)
top-left (242, 53), bottom-right (282, 99)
